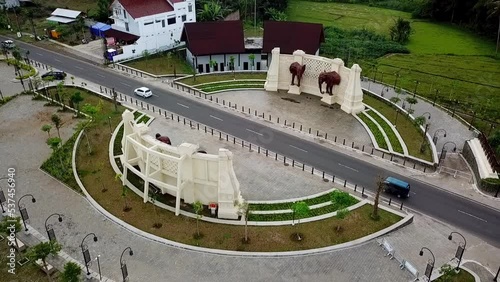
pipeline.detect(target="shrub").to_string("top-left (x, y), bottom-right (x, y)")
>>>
top-left (330, 190), bottom-right (358, 208)
top-left (336, 208), bottom-right (350, 219)
top-left (61, 261), bottom-right (81, 282)
top-left (480, 178), bottom-right (500, 193)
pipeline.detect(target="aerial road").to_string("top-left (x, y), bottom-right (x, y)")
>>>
top-left (5, 37), bottom-right (499, 247)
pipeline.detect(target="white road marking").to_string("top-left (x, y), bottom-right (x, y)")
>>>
top-left (458, 210), bottom-right (487, 222)
top-left (36, 53), bottom-right (43, 56)
top-left (75, 66), bottom-right (83, 70)
top-left (96, 74), bottom-right (105, 78)
top-left (120, 82), bottom-right (131, 87)
top-left (210, 115), bottom-right (223, 121)
top-left (338, 163), bottom-right (359, 172)
top-left (54, 58), bottom-right (61, 62)
top-left (289, 145), bottom-right (308, 153)
top-left (246, 129), bottom-right (263, 136)
top-left (177, 103), bottom-right (189, 108)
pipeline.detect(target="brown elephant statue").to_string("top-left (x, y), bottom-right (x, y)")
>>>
top-left (289, 62), bottom-right (306, 87)
top-left (318, 71), bottom-right (341, 95)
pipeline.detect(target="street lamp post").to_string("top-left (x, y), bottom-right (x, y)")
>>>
top-left (440, 141), bottom-right (457, 164)
top-left (80, 233), bottom-right (98, 277)
top-left (432, 129), bottom-right (447, 145)
top-left (494, 265), bottom-right (499, 281)
top-left (433, 89), bottom-right (439, 106)
top-left (448, 231), bottom-right (466, 270)
top-left (44, 213), bottom-right (63, 242)
top-left (413, 80), bottom-right (419, 98)
top-left (96, 254), bottom-right (102, 281)
top-left (419, 247), bottom-right (436, 281)
top-left (394, 73), bottom-right (400, 90)
top-left (120, 247), bottom-right (134, 282)
top-left (18, 194), bottom-right (36, 233)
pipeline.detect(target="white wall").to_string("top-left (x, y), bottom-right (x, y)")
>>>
top-left (187, 51), bottom-right (267, 73)
top-left (120, 110), bottom-right (243, 219)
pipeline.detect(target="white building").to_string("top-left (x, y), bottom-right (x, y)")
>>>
top-left (107, 0), bottom-right (196, 62)
top-left (181, 21), bottom-right (266, 73)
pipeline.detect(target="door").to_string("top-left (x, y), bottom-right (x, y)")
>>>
top-left (214, 63), bottom-right (218, 72)
top-left (220, 63), bottom-right (224, 72)
top-left (243, 62), bottom-right (248, 70)
top-left (256, 62), bottom-right (261, 70)
top-left (197, 64), bottom-right (203, 73)
top-left (205, 64), bottom-right (210, 73)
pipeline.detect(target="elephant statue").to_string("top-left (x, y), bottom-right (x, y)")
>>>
top-left (318, 71), bottom-right (341, 95)
top-left (289, 62), bottom-right (306, 87)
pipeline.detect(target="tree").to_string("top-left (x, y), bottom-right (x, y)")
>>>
top-left (389, 17), bottom-right (412, 43)
top-left (488, 130), bottom-right (500, 155)
top-left (149, 192), bottom-right (163, 228)
top-left (237, 200), bottom-right (250, 243)
top-left (209, 59), bottom-right (217, 71)
top-left (265, 7), bottom-right (287, 21)
top-left (486, 0), bottom-right (500, 55)
top-left (122, 186), bottom-right (132, 212)
top-left (405, 97), bottom-right (418, 111)
top-left (51, 114), bottom-right (63, 139)
top-left (439, 264), bottom-right (458, 281)
top-left (248, 54), bottom-right (255, 70)
top-left (61, 261), bottom-right (81, 282)
top-left (193, 201), bottom-right (204, 239)
top-left (70, 91), bottom-right (84, 117)
top-left (47, 137), bottom-right (63, 169)
top-left (197, 1), bottom-right (228, 21)
top-left (372, 176), bottom-right (385, 220)
top-left (96, 0), bottom-right (112, 22)
top-left (41, 124), bottom-right (52, 138)
top-left (413, 116), bottom-right (426, 126)
top-left (57, 81), bottom-right (67, 110)
top-left (27, 241), bottom-right (62, 282)
top-left (291, 201), bottom-right (309, 241)
top-left (389, 96), bottom-right (401, 104)
top-left (81, 102), bottom-right (102, 155)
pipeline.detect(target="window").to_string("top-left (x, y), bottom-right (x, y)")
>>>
top-left (167, 17), bottom-right (176, 25)
top-left (261, 54), bottom-right (268, 60)
top-left (123, 9), bottom-right (127, 18)
top-left (125, 23), bottom-right (129, 32)
top-left (188, 3), bottom-right (192, 12)
top-left (144, 21), bottom-right (153, 26)
top-left (182, 15), bottom-right (186, 22)
top-left (162, 20), bottom-right (165, 28)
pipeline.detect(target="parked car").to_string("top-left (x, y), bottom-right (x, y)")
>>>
top-left (134, 87), bottom-right (153, 98)
top-left (1, 40), bottom-right (15, 49)
top-left (41, 71), bottom-right (67, 80)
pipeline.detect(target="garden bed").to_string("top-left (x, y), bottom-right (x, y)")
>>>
top-left (178, 72), bottom-right (267, 86)
top-left (366, 110), bottom-right (404, 153)
top-left (358, 112), bottom-right (389, 150)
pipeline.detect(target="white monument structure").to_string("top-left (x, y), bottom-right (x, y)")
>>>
top-left (119, 110), bottom-right (244, 219)
top-left (265, 48), bottom-right (365, 114)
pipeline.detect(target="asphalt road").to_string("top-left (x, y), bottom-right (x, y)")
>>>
top-left (6, 37), bottom-right (500, 248)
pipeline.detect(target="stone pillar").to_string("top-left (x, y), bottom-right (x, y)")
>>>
top-left (341, 64), bottom-right (365, 114)
top-left (217, 149), bottom-right (242, 219)
top-left (288, 49), bottom-right (306, 95)
top-left (264, 48), bottom-right (280, 92)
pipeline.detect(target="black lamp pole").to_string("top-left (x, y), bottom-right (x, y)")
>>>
top-left (414, 80), bottom-right (419, 97)
top-left (432, 129), bottom-right (447, 145)
top-left (440, 141), bottom-right (457, 164)
top-left (80, 233), bottom-right (98, 276)
top-left (44, 213), bottom-right (63, 242)
top-left (448, 231), bottom-right (466, 270)
top-left (419, 247), bottom-right (436, 281)
top-left (18, 194), bottom-right (36, 232)
top-left (420, 123), bottom-right (429, 153)
top-left (120, 247), bottom-right (134, 282)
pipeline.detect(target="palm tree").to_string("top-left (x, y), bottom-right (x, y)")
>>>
top-left (372, 176), bottom-right (385, 220)
top-left (51, 114), bottom-right (63, 138)
top-left (197, 1), bottom-right (228, 21)
top-left (41, 124), bottom-right (52, 138)
top-left (487, 0), bottom-right (500, 55)
top-left (27, 241), bottom-right (62, 282)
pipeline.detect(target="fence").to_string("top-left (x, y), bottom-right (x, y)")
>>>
top-left (478, 133), bottom-right (500, 173)
top-left (172, 80), bottom-right (435, 173)
top-left (106, 87), bottom-right (408, 212)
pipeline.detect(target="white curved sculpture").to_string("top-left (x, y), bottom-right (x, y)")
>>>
top-left (265, 48), bottom-right (364, 114)
top-left (120, 110), bottom-right (244, 219)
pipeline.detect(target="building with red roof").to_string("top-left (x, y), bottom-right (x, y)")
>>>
top-left (106, 0), bottom-right (196, 62)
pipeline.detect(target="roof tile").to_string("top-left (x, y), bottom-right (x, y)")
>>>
top-left (262, 21), bottom-right (325, 54)
top-left (181, 21), bottom-right (245, 56)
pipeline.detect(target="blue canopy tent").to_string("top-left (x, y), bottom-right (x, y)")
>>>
top-left (90, 22), bottom-right (111, 38)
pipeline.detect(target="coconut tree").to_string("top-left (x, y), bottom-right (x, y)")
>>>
top-left (291, 201), bottom-right (310, 241)
top-left (41, 124), bottom-right (52, 138)
top-left (193, 201), bottom-right (203, 239)
top-left (372, 176), bottom-right (385, 220)
top-left (27, 241), bottom-right (62, 282)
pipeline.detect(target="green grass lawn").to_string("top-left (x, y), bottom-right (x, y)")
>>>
top-left (287, 0), bottom-right (409, 35)
top-left (178, 72), bottom-right (267, 86)
top-left (123, 53), bottom-right (193, 75)
top-left (434, 268), bottom-right (475, 282)
top-left (366, 110), bottom-right (404, 153)
top-left (358, 112), bottom-right (389, 150)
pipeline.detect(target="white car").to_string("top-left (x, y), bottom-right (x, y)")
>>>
top-left (134, 87), bottom-right (153, 98)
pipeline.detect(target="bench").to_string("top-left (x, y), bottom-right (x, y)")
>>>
top-left (378, 238), bottom-right (395, 259)
top-left (35, 259), bottom-right (55, 275)
top-left (400, 259), bottom-right (419, 281)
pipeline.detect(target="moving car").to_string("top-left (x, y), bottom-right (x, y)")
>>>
top-left (41, 71), bottom-right (67, 80)
top-left (1, 40), bottom-right (15, 49)
top-left (382, 177), bottom-right (411, 198)
top-left (134, 87), bottom-right (153, 98)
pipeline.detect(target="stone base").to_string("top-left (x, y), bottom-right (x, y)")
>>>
top-left (288, 85), bottom-right (301, 95)
top-left (341, 102), bottom-right (365, 114)
top-left (321, 94), bottom-right (335, 105)
top-left (264, 81), bottom-right (278, 92)
top-left (218, 207), bottom-right (239, 220)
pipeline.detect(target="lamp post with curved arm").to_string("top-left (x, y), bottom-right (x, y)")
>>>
top-left (18, 194), bottom-right (36, 233)
top-left (421, 112), bottom-right (432, 120)
top-left (419, 247), bottom-right (436, 281)
top-left (0, 176), bottom-right (9, 214)
top-left (432, 129), bottom-right (447, 145)
top-left (120, 247), bottom-right (134, 282)
top-left (44, 213), bottom-right (63, 242)
top-left (440, 141), bottom-right (457, 164)
top-left (80, 233), bottom-right (98, 277)
top-left (448, 231), bottom-right (466, 270)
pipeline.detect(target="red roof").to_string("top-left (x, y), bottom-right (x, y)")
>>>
top-left (180, 21), bottom-right (245, 56)
top-left (118, 0), bottom-right (173, 19)
top-left (262, 21), bottom-right (325, 54)
top-left (105, 29), bottom-right (140, 42)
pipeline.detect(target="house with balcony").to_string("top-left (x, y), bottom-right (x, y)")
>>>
top-left (107, 0), bottom-right (196, 62)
